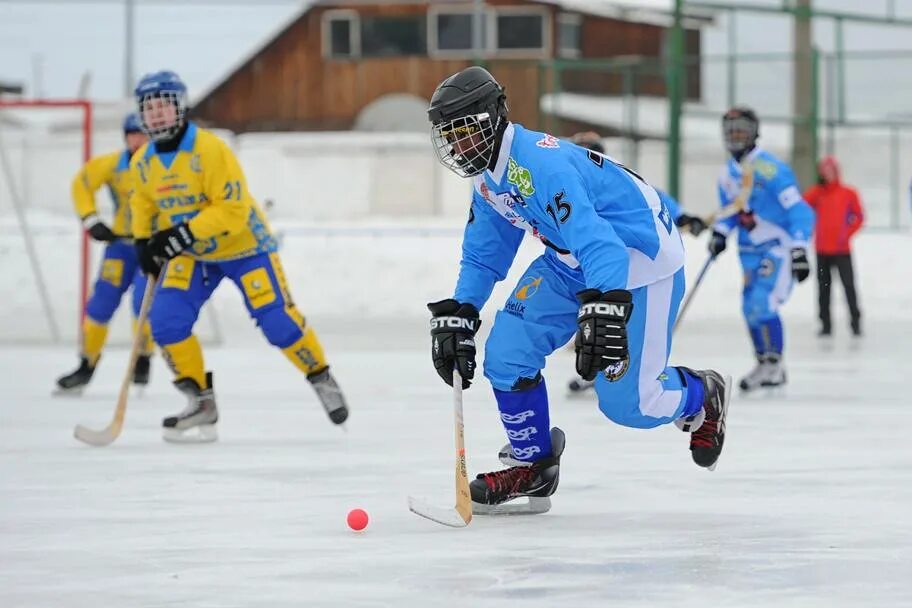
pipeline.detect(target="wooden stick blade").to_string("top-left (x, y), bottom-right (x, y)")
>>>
top-left (407, 496), bottom-right (470, 528)
top-left (73, 423), bottom-right (119, 447)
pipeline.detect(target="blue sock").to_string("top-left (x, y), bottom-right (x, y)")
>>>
top-left (762, 315), bottom-right (784, 354)
top-left (678, 369), bottom-right (705, 418)
top-left (494, 378), bottom-right (552, 462)
top-left (748, 322), bottom-right (766, 355)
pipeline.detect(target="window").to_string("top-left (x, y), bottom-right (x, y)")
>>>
top-left (360, 16), bottom-right (426, 57)
top-left (322, 10), bottom-right (359, 59)
top-left (429, 7), bottom-right (490, 56)
top-left (495, 8), bottom-right (549, 55)
top-left (557, 13), bottom-right (582, 58)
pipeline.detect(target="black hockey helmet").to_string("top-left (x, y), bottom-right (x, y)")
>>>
top-left (428, 66), bottom-right (508, 177)
top-left (722, 106), bottom-right (759, 155)
top-left (570, 131), bottom-right (605, 154)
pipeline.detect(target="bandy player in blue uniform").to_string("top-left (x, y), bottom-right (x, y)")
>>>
top-left (565, 131), bottom-right (708, 395)
top-left (425, 67), bottom-right (733, 512)
top-left (708, 108), bottom-right (814, 391)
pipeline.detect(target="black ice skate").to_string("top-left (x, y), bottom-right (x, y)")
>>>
top-left (54, 357), bottom-right (96, 395)
top-left (163, 372), bottom-right (218, 443)
top-left (132, 355), bottom-right (151, 386)
top-left (471, 427), bottom-right (565, 516)
top-left (307, 367), bottom-right (349, 425)
top-left (675, 368), bottom-right (731, 470)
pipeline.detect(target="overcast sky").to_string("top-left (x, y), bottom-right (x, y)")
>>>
top-left (2, 0), bottom-right (912, 107)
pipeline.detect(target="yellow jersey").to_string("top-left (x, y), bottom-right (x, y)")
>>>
top-left (130, 123), bottom-right (278, 262)
top-left (72, 149), bottom-right (134, 236)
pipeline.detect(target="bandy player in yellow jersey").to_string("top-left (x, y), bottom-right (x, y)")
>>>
top-left (56, 113), bottom-right (154, 393)
top-left (130, 71), bottom-right (348, 442)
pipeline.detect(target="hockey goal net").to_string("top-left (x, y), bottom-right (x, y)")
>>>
top-left (0, 99), bottom-right (222, 346)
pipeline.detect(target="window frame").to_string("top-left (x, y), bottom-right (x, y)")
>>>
top-left (557, 12), bottom-right (582, 59)
top-left (492, 5), bottom-right (551, 58)
top-left (427, 4), bottom-right (494, 59)
top-left (321, 9), bottom-right (361, 60)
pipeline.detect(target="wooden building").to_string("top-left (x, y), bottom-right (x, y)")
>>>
top-left (193, 0), bottom-right (709, 133)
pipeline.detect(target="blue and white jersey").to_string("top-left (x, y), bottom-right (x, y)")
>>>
top-left (714, 147), bottom-right (815, 253)
top-left (454, 123), bottom-right (684, 310)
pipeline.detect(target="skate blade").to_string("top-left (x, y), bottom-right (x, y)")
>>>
top-left (472, 496), bottom-right (552, 516)
top-left (53, 386), bottom-right (85, 397)
top-left (162, 424), bottom-right (218, 444)
top-left (407, 496), bottom-right (470, 528)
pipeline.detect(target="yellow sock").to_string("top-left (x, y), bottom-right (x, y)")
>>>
top-left (161, 335), bottom-right (206, 388)
top-left (281, 326), bottom-right (328, 376)
top-left (132, 318), bottom-right (155, 357)
top-left (81, 318), bottom-right (109, 366)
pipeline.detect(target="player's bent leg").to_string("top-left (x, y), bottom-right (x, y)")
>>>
top-left (230, 252), bottom-right (349, 425)
top-left (474, 256), bottom-right (577, 513)
top-left (56, 244), bottom-right (132, 393)
top-left (153, 257), bottom-right (221, 442)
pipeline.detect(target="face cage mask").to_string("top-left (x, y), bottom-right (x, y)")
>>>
top-left (722, 116), bottom-right (758, 154)
top-left (431, 112), bottom-right (498, 178)
top-left (138, 91), bottom-right (187, 143)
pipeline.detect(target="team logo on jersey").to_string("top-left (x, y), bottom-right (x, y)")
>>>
top-left (755, 159), bottom-right (778, 179)
top-left (758, 258), bottom-right (776, 278)
top-left (536, 134), bottom-right (560, 149)
top-left (507, 158), bottom-right (535, 197)
top-left (603, 355), bottom-right (630, 382)
top-left (190, 154), bottom-right (202, 173)
top-left (514, 276), bottom-right (543, 300)
top-left (658, 201), bottom-right (673, 234)
top-left (479, 182), bottom-right (494, 204)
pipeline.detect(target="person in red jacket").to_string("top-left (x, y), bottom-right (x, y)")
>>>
top-left (803, 156), bottom-right (864, 337)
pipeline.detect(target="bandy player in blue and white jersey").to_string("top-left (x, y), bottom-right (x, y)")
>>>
top-left (708, 107), bottom-right (815, 391)
top-left (424, 66), bottom-right (733, 513)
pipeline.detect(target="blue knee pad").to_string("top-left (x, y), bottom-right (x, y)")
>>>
top-left (149, 294), bottom-right (198, 345)
top-left (254, 306), bottom-right (303, 348)
top-left (85, 280), bottom-right (126, 323)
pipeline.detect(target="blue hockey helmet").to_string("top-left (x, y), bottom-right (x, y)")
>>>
top-left (122, 112), bottom-right (143, 134)
top-left (134, 70), bottom-right (188, 142)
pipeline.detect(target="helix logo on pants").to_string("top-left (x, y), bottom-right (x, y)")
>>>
top-left (506, 426), bottom-right (538, 441)
top-left (500, 409), bottom-right (535, 424)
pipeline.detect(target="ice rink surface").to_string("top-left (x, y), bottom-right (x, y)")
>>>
top-left (1, 318), bottom-right (910, 608)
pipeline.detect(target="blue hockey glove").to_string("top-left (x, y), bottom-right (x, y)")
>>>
top-left (428, 299), bottom-right (480, 389)
top-left (574, 289), bottom-right (634, 382)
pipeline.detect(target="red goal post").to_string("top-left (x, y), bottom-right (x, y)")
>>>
top-left (0, 98), bottom-right (93, 344)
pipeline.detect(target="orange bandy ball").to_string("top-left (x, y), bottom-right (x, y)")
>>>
top-left (347, 508), bottom-right (369, 531)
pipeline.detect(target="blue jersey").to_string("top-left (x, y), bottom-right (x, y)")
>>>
top-left (454, 123), bottom-right (684, 310)
top-left (659, 190), bottom-right (683, 222)
top-left (714, 148), bottom-right (815, 252)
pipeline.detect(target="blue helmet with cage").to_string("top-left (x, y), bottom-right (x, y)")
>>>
top-left (122, 112), bottom-right (143, 134)
top-left (134, 70), bottom-right (188, 142)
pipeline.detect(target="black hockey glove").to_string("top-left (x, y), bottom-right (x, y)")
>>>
top-left (675, 213), bottom-right (707, 237)
top-left (708, 231), bottom-right (728, 258)
top-left (83, 214), bottom-right (117, 242)
top-left (574, 289), bottom-right (634, 382)
top-left (134, 238), bottom-right (162, 277)
top-left (791, 247), bottom-right (810, 283)
top-left (428, 299), bottom-right (481, 389)
top-left (147, 223), bottom-right (195, 261)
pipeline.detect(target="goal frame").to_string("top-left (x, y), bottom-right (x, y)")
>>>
top-left (0, 98), bottom-right (93, 345)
